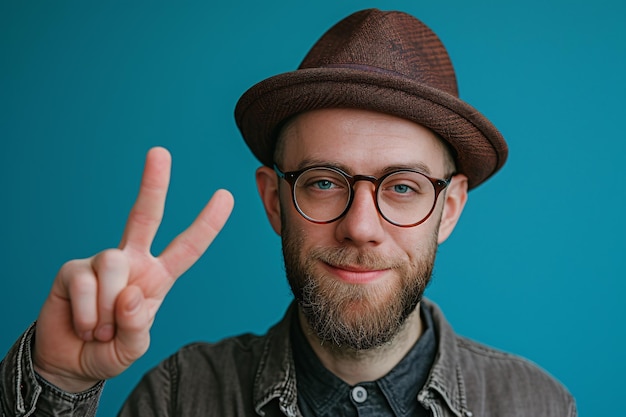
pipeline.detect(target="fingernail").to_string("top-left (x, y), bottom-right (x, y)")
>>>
top-left (95, 324), bottom-right (114, 341)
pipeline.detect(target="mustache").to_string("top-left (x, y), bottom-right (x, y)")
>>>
top-left (309, 246), bottom-right (404, 270)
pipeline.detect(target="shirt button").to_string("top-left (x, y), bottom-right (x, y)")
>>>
top-left (351, 386), bottom-right (368, 403)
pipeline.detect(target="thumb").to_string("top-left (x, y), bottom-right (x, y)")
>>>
top-left (114, 285), bottom-right (151, 367)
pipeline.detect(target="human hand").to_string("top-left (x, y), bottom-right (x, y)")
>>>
top-left (33, 147), bottom-right (234, 392)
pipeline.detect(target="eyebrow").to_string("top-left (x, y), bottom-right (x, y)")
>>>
top-left (294, 158), bottom-right (434, 176)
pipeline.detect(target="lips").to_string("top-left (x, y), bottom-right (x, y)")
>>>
top-left (322, 262), bottom-right (389, 284)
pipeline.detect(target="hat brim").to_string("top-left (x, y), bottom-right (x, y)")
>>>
top-left (235, 67), bottom-right (507, 189)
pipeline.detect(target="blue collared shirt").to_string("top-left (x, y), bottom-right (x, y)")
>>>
top-left (292, 303), bottom-right (437, 417)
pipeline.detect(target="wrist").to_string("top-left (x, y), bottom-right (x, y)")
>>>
top-left (33, 362), bottom-right (102, 394)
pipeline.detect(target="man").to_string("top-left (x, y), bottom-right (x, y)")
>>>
top-left (1, 8), bottom-right (575, 416)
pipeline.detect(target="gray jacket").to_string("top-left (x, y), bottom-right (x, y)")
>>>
top-left (1, 300), bottom-right (576, 416)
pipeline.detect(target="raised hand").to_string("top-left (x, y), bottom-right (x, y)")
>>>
top-left (33, 147), bottom-right (234, 392)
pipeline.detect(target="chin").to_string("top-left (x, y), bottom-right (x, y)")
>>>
top-left (296, 271), bottom-right (422, 351)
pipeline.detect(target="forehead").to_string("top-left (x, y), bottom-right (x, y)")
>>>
top-left (279, 108), bottom-right (450, 176)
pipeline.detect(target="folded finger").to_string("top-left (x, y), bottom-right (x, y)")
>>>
top-left (92, 249), bottom-right (130, 341)
top-left (113, 285), bottom-right (151, 367)
top-left (59, 259), bottom-right (98, 341)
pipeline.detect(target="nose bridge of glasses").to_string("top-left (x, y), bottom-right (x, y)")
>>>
top-left (349, 174), bottom-right (380, 193)
top-left (346, 175), bottom-right (381, 214)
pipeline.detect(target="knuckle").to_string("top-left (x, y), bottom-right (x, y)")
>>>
top-left (59, 258), bottom-right (86, 277)
top-left (94, 248), bottom-right (127, 270)
top-left (177, 235), bottom-right (204, 259)
top-left (128, 208), bottom-right (160, 228)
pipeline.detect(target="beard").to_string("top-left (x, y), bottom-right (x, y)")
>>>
top-left (282, 221), bottom-right (438, 352)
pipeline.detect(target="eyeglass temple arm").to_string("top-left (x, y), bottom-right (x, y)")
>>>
top-left (273, 164), bottom-right (286, 179)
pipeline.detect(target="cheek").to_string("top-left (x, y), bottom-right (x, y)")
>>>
top-left (392, 225), bottom-right (439, 261)
top-left (279, 190), bottom-right (341, 247)
top-left (284, 218), bottom-right (341, 260)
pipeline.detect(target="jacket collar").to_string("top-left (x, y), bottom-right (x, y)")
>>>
top-left (253, 303), bottom-right (299, 416)
top-left (252, 299), bottom-right (471, 417)
top-left (420, 299), bottom-right (471, 417)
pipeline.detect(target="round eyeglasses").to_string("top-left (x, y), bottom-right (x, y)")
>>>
top-left (274, 164), bottom-right (452, 227)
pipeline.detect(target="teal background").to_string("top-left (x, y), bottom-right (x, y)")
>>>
top-left (1, 1), bottom-right (624, 415)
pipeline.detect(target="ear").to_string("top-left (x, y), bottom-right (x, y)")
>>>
top-left (437, 174), bottom-right (468, 244)
top-left (256, 166), bottom-right (282, 235)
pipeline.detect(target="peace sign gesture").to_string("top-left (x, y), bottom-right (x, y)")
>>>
top-left (33, 147), bottom-right (234, 392)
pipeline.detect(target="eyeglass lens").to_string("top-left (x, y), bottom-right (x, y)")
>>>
top-left (292, 167), bottom-right (438, 226)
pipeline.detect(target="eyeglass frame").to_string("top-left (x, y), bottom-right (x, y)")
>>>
top-left (273, 164), bottom-right (453, 228)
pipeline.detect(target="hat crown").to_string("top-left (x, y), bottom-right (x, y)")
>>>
top-left (299, 9), bottom-right (459, 97)
top-left (235, 8), bottom-right (508, 189)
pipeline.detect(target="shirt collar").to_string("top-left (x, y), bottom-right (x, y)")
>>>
top-left (291, 303), bottom-right (437, 416)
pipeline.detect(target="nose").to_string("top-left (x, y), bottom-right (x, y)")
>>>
top-left (334, 181), bottom-right (386, 246)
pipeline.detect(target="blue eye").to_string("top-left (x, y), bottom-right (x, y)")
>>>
top-left (315, 180), bottom-right (334, 190)
top-left (393, 184), bottom-right (410, 193)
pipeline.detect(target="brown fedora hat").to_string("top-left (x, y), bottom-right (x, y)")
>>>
top-left (235, 8), bottom-right (508, 189)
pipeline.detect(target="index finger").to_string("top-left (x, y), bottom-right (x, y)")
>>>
top-left (119, 147), bottom-right (171, 252)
